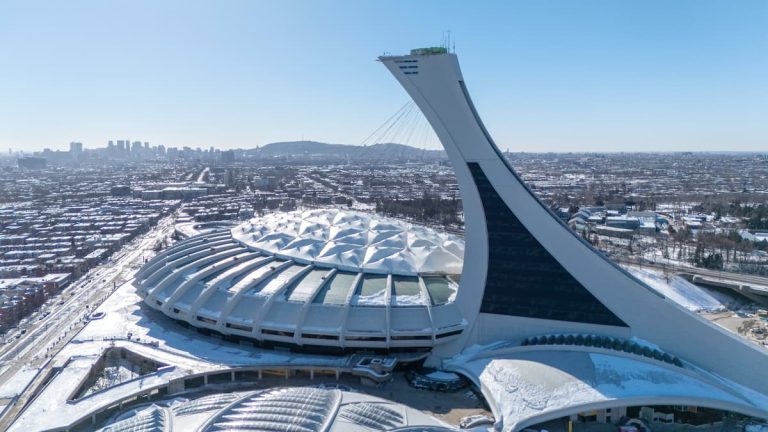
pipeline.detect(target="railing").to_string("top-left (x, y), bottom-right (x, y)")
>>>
top-left (521, 333), bottom-right (684, 367)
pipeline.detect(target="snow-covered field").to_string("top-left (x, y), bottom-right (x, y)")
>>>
top-left (627, 267), bottom-right (748, 313)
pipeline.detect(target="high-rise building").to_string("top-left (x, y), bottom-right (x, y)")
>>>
top-left (17, 156), bottom-right (47, 169)
top-left (220, 149), bottom-right (235, 163)
top-left (223, 168), bottom-right (235, 188)
top-left (131, 141), bottom-right (142, 158)
top-left (69, 141), bottom-right (83, 159)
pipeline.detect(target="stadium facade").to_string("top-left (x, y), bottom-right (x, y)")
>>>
top-left (137, 209), bottom-right (467, 350)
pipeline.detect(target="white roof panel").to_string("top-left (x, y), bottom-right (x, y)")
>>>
top-left (232, 209), bottom-right (463, 276)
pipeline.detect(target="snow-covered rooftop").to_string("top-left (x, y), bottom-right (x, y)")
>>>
top-left (446, 345), bottom-right (768, 431)
top-left (91, 387), bottom-right (453, 432)
top-left (232, 209), bottom-right (464, 276)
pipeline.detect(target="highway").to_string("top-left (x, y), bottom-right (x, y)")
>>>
top-left (614, 256), bottom-right (768, 301)
top-left (0, 215), bottom-right (175, 429)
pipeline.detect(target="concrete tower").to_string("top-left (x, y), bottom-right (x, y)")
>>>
top-left (379, 49), bottom-right (768, 404)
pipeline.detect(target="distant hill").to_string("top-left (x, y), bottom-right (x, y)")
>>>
top-left (242, 141), bottom-right (445, 160)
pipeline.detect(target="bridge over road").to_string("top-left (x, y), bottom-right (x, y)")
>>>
top-left (614, 257), bottom-right (768, 306)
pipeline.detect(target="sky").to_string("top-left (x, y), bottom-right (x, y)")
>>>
top-left (1, 0), bottom-right (766, 153)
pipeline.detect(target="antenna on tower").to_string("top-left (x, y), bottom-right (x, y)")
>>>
top-left (443, 30), bottom-right (452, 52)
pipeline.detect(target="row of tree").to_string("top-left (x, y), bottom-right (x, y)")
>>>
top-left (697, 200), bottom-right (768, 230)
top-left (375, 192), bottom-right (462, 228)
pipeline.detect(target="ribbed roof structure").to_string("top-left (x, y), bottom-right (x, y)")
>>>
top-left (135, 209), bottom-right (467, 349)
top-left (202, 387), bottom-right (338, 432)
top-left (96, 387), bottom-right (453, 432)
top-left (232, 209), bottom-right (464, 275)
top-left (100, 404), bottom-right (169, 432)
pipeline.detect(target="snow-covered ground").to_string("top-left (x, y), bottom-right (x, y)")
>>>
top-left (0, 367), bottom-right (38, 399)
top-left (76, 280), bottom-right (352, 369)
top-left (82, 362), bottom-right (143, 397)
top-left (7, 276), bottom-right (364, 431)
top-left (627, 267), bottom-right (749, 313)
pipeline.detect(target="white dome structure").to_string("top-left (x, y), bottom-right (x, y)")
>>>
top-left (232, 209), bottom-right (464, 275)
top-left (135, 209), bottom-right (467, 350)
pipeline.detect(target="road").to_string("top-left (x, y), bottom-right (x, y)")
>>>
top-left (614, 256), bottom-right (768, 299)
top-left (0, 215), bottom-right (175, 429)
top-left (677, 266), bottom-right (768, 290)
top-left (196, 166), bottom-right (210, 183)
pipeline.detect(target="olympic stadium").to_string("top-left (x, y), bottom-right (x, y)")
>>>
top-left (7, 48), bottom-right (768, 432)
top-left (136, 209), bottom-right (466, 350)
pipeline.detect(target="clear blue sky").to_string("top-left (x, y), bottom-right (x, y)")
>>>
top-left (1, 0), bottom-right (766, 152)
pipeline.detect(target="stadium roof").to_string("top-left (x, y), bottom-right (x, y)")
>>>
top-left (231, 209), bottom-right (464, 276)
top-left (96, 387), bottom-right (453, 432)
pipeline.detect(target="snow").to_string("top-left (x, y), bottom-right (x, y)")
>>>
top-left (75, 280), bottom-right (353, 369)
top-left (424, 370), bottom-right (460, 381)
top-left (175, 222), bottom-right (235, 238)
top-left (589, 353), bottom-right (726, 399)
top-left (232, 209), bottom-right (464, 276)
top-left (392, 293), bottom-right (428, 306)
top-left (627, 267), bottom-right (746, 312)
top-left (351, 288), bottom-right (387, 306)
top-left (0, 367), bottom-right (38, 398)
top-left (8, 355), bottom-right (188, 432)
top-left (80, 360), bottom-right (145, 397)
top-left (450, 348), bottom-right (764, 431)
top-left (7, 278), bottom-right (376, 431)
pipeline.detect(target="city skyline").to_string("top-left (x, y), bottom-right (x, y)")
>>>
top-left (1, 0), bottom-right (767, 153)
